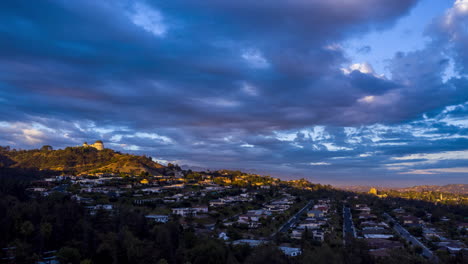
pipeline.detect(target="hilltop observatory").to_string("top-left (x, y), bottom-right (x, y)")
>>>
top-left (83, 140), bottom-right (104, 151)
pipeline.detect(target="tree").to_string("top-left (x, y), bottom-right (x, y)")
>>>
top-left (187, 239), bottom-right (227, 264)
top-left (244, 245), bottom-right (287, 264)
top-left (57, 247), bottom-right (81, 264)
top-left (408, 226), bottom-right (423, 237)
top-left (41, 145), bottom-right (53, 151)
top-left (20, 221), bottom-right (34, 238)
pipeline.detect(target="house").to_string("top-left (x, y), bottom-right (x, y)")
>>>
top-left (362, 229), bottom-right (393, 239)
top-left (247, 209), bottom-right (272, 217)
top-left (141, 187), bottom-right (162, 194)
top-left (362, 226), bottom-right (387, 232)
top-left (28, 187), bottom-right (48, 193)
top-left (361, 221), bottom-right (388, 228)
top-left (356, 207), bottom-right (371, 213)
top-left (437, 241), bottom-right (467, 253)
top-left (457, 223), bottom-right (468, 231)
top-left (71, 195), bottom-right (93, 204)
top-left (238, 215), bottom-right (262, 228)
top-left (264, 204), bottom-right (290, 212)
top-left (237, 209), bottom-right (271, 228)
top-left (298, 220), bottom-right (322, 229)
top-left (172, 208), bottom-right (197, 217)
top-left (140, 179), bottom-right (149, 184)
top-left (134, 198), bottom-right (159, 205)
top-left (307, 210), bottom-right (324, 218)
top-left (422, 228), bottom-right (440, 240)
top-left (163, 184), bottom-right (185, 190)
top-left (86, 204), bottom-right (113, 215)
top-left (313, 204), bottom-right (329, 213)
top-left (392, 208), bottom-right (405, 214)
top-left (278, 246), bottom-right (302, 257)
top-left (312, 230), bottom-right (325, 241)
top-left (145, 215), bottom-right (169, 223)
top-left (209, 199), bottom-right (225, 207)
top-left (218, 232), bottom-right (229, 241)
top-left (192, 206), bottom-right (209, 213)
top-left (359, 213), bottom-right (377, 220)
top-left (401, 215), bottom-right (421, 225)
top-left (291, 229), bottom-right (304, 239)
top-left (95, 204), bottom-right (113, 210)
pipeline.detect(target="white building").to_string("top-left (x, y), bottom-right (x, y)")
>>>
top-left (278, 247), bottom-right (302, 257)
top-left (145, 215), bottom-right (169, 223)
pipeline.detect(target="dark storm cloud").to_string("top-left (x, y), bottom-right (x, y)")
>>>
top-left (0, 0), bottom-right (422, 130)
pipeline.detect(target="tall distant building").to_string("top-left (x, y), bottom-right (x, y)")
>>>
top-left (369, 187), bottom-right (378, 195)
top-left (369, 187), bottom-right (387, 198)
top-left (83, 140), bottom-right (104, 150)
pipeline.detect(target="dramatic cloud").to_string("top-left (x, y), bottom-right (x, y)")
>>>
top-left (1, 0), bottom-right (468, 186)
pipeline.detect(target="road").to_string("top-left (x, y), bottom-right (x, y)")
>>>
top-left (343, 206), bottom-right (356, 244)
top-left (270, 200), bottom-right (314, 238)
top-left (383, 213), bottom-right (438, 262)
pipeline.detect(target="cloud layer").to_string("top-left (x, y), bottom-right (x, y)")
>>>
top-left (1, 0), bottom-right (468, 186)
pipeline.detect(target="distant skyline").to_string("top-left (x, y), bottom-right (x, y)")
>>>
top-left (1, 0), bottom-right (468, 187)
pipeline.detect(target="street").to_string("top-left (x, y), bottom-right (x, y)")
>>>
top-left (383, 213), bottom-right (438, 262)
top-left (343, 206), bottom-right (356, 244)
top-left (271, 200), bottom-right (314, 238)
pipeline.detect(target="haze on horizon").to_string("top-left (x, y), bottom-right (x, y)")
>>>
top-left (1, 0), bottom-right (468, 187)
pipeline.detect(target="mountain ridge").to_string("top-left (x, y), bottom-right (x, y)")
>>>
top-left (0, 145), bottom-right (165, 175)
top-left (338, 184), bottom-right (468, 195)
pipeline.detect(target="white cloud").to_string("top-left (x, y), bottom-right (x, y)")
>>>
top-left (342, 62), bottom-right (385, 78)
top-left (341, 62), bottom-right (372, 74)
top-left (322, 142), bottom-right (352, 151)
top-left (399, 167), bottom-right (468, 175)
top-left (135, 132), bottom-right (172, 143)
top-left (275, 126), bottom-right (332, 143)
top-left (196, 97), bottom-right (240, 107)
top-left (241, 82), bottom-right (258, 96)
top-left (446, 0), bottom-right (468, 26)
top-left (110, 134), bottom-right (123, 142)
top-left (23, 129), bottom-right (44, 144)
top-left (358, 95), bottom-right (375, 103)
top-left (309, 162), bottom-right (331, 166)
top-left (241, 49), bottom-right (269, 69)
top-left (324, 43), bottom-right (342, 51)
top-left (129, 3), bottom-right (166, 37)
top-left (120, 144), bottom-right (141, 151)
top-left (275, 131), bottom-right (297, 142)
top-left (291, 142), bottom-right (304, 149)
top-left (241, 143), bottom-right (254, 148)
top-left (393, 150), bottom-right (468, 161)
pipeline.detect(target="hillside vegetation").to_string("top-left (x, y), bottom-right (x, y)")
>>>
top-left (0, 146), bottom-right (164, 175)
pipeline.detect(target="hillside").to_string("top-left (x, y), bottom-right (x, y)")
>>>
top-left (0, 145), bottom-right (165, 175)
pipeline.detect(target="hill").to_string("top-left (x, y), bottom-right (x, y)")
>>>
top-left (397, 184), bottom-right (468, 195)
top-left (338, 184), bottom-right (468, 195)
top-left (0, 145), bottom-right (165, 175)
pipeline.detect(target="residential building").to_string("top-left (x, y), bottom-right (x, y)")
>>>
top-left (145, 215), bottom-right (169, 223)
top-left (278, 246), bottom-right (302, 257)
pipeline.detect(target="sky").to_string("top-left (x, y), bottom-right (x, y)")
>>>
top-left (1, 0), bottom-right (468, 187)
